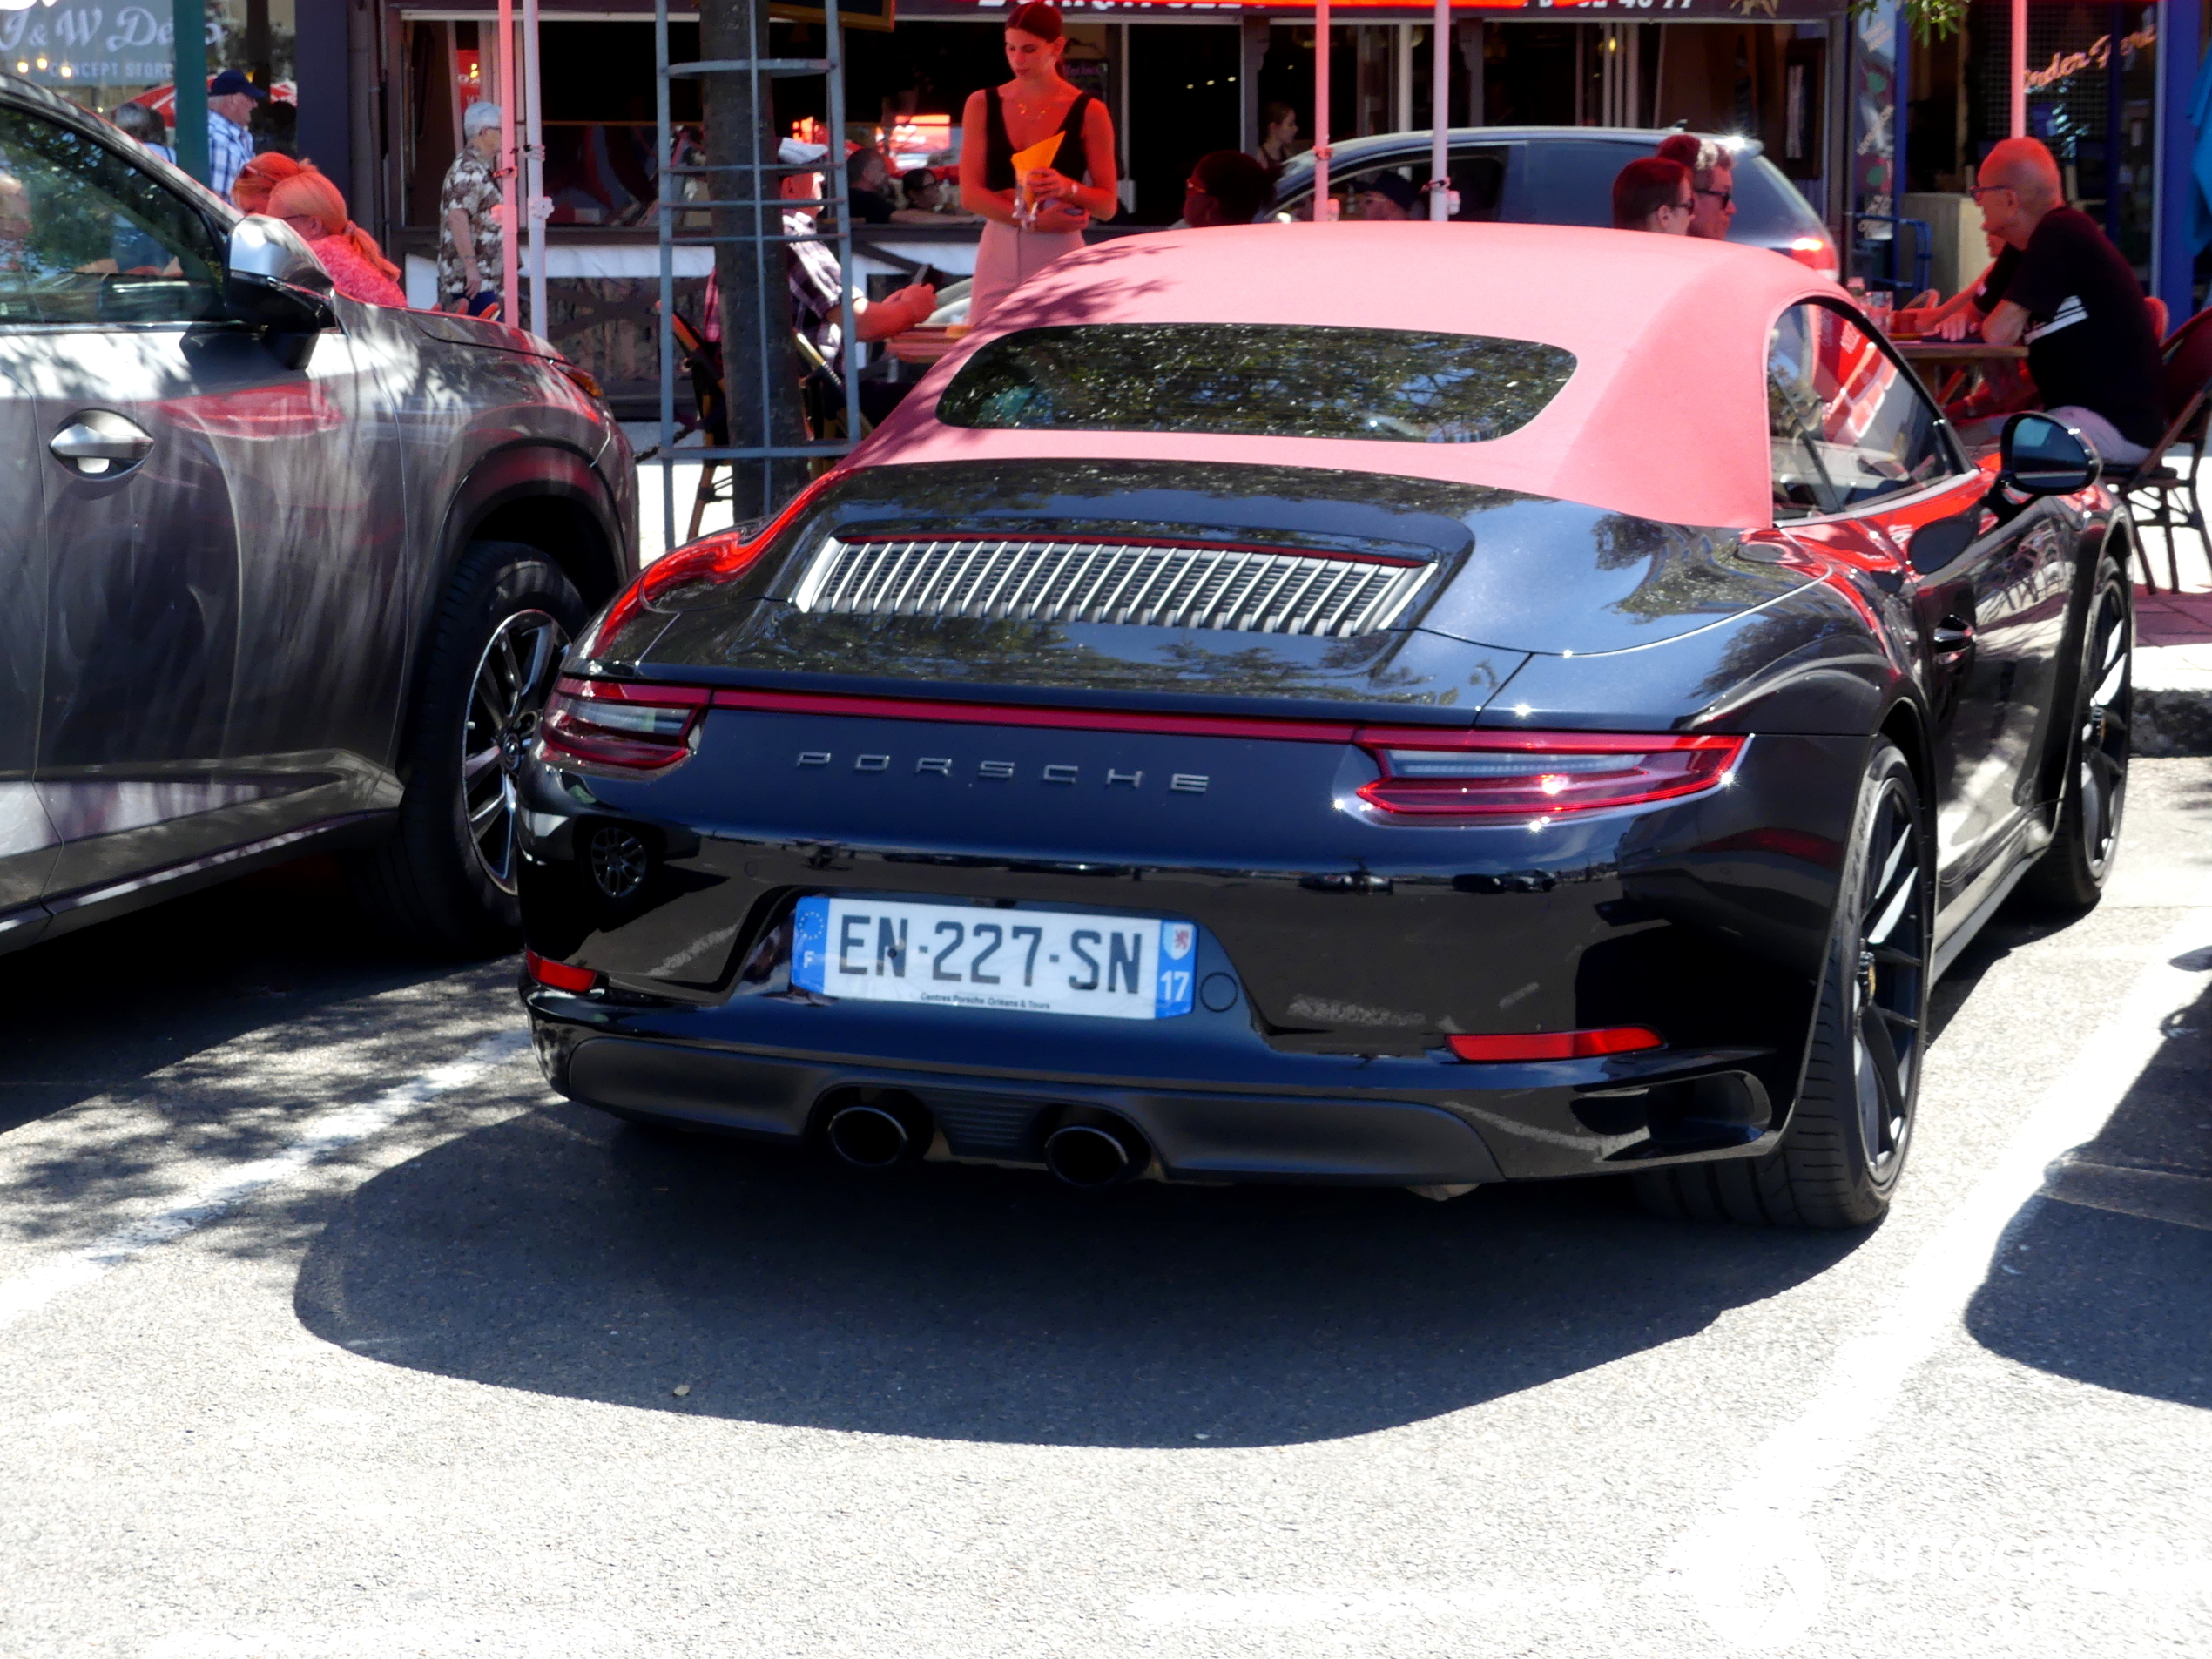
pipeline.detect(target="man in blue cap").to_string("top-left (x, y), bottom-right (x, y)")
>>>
top-left (206, 69), bottom-right (265, 201)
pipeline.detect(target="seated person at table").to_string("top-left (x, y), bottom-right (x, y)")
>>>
top-left (1184, 150), bottom-right (1273, 226)
top-left (848, 148), bottom-right (947, 226)
top-left (901, 166), bottom-right (979, 221)
top-left (1612, 158), bottom-right (1693, 234)
top-left (1347, 170), bottom-right (1417, 222)
top-left (1949, 137), bottom-right (2163, 464)
top-left (1655, 133), bottom-right (1733, 240)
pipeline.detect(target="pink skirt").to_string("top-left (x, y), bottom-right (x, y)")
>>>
top-left (968, 219), bottom-right (1085, 328)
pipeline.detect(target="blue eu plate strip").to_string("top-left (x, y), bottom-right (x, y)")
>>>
top-left (792, 895), bottom-right (829, 993)
top-left (1155, 918), bottom-right (1196, 1018)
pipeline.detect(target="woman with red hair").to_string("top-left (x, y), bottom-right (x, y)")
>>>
top-left (239, 156), bottom-right (407, 307)
top-left (230, 150), bottom-right (295, 216)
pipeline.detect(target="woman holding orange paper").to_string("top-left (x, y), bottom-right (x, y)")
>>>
top-left (960, 1), bottom-right (1118, 327)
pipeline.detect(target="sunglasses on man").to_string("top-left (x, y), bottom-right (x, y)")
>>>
top-left (1695, 185), bottom-right (1733, 207)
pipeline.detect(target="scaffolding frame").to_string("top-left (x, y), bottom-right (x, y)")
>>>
top-left (655, 0), bottom-right (860, 552)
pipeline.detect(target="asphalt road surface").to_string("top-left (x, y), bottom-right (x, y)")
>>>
top-left (3, 765), bottom-right (2209, 1659)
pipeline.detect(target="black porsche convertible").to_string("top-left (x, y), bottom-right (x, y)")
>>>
top-left (514, 223), bottom-right (2132, 1228)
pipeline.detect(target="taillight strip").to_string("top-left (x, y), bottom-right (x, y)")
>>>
top-left (702, 685), bottom-right (1366, 743)
top-left (565, 679), bottom-right (1738, 751)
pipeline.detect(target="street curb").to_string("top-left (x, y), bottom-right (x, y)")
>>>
top-left (2134, 646), bottom-right (2212, 758)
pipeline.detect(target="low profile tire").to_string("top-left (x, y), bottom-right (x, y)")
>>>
top-left (1635, 738), bottom-right (1931, 1228)
top-left (2020, 561), bottom-right (2131, 914)
top-left (348, 540), bottom-right (585, 954)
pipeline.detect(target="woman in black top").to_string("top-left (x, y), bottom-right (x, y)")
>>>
top-left (959, 1), bottom-right (1118, 327)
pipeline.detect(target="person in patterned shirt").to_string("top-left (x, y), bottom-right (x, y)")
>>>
top-left (437, 101), bottom-right (505, 314)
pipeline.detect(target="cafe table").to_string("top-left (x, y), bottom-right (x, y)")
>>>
top-left (1893, 339), bottom-right (2030, 404)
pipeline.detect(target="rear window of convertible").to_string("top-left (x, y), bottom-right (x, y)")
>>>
top-left (935, 323), bottom-right (1576, 445)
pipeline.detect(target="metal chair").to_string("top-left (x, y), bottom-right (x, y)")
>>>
top-left (2108, 307), bottom-right (2212, 592)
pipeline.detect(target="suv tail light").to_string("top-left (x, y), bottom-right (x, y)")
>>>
top-left (537, 677), bottom-right (710, 772)
top-left (1353, 729), bottom-right (1743, 819)
top-left (1787, 235), bottom-right (1840, 280)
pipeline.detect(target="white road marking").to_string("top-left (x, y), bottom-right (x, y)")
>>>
top-left (1654, 906), bottom-right (2212, 1649)
top-left (0, 1029), bottom-right (529, 1337)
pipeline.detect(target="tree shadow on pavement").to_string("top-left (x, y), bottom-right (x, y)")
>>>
top-left (295, 1103), bottom-right (1864, 1448)
top-left (1965, 970), bottom-right (2212, 1410)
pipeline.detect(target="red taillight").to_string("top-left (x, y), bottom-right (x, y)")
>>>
top-left (1787, 235), bottom-right (1840, 279)
top-left (1447, 1028), bottom-right (1663, 1062)
top-left (536, 677), bottom-right (710, 772)
top-left (524, 948), bottom-right (602, 994)
top-left (580, 470), bottom-right (847, 657)
top-left (1354, 730), bottom-right (1743, 819)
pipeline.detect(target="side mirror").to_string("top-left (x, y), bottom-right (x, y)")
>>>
top-left (1998, 412), bottom-right (2101, 496)
top-left (224, 216), bottom-right (336, 368)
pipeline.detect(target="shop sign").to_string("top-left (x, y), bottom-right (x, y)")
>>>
top-left (2024, 24), bottom-right (2155, 95)
top-left (927, 0), bottom-right (1849, 13)
top-left (0, 2), bottom-right (188, 90)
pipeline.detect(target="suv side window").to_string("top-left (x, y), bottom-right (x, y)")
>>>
top-left (1278, 147), bottom-right (1508, 223)
top-left (0, 104), bottom-right (226, 326)
top-left (1766, 300), bottom-right (1961, 518)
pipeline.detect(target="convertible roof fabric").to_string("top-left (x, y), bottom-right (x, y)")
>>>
top-left (855, 221), bottom-right (1841, 530)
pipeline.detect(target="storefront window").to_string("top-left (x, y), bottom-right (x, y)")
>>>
top-left (0, 0), bottom-right (295, 146)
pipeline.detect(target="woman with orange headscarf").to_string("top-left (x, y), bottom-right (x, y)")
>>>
top-left (235, 154), bottom-right (407, 307)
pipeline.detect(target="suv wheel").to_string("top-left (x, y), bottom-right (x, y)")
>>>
top-left (349, 540), bottom-right (585, 954)
top-left (1635, 738), bottom-right (1930, 1228)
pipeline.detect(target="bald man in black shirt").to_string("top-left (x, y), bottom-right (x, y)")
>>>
top-left (1965, 137), bottom-right (2164, 464)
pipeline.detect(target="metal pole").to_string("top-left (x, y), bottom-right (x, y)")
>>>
top-left (2009, 0), bottom-right (2026, 138)
top-left (1429, 0), bottom-right (1449, 221)
top-left (656, 0), bottom-right (676, 555)
top-left (1313, 0), bottom-right (1331, 217)
top-left (2150, 0), bottom-right (2202, 320)
top-left (524, 0), bottom-right (548, 337)
top-left (172, 0), bottom-right (209, 186)
top-left (828, 0), bottom-right (859, 456)
top-left (748, 0), bottom-right (770, 516)
top-left (497, 0), bottom-right (521, 325)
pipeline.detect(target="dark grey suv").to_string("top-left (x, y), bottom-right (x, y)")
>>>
top-left (0, 77), bottom-right (637, 955)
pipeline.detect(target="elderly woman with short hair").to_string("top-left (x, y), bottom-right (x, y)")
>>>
top-left (437, 101), bottom-right (505, 315)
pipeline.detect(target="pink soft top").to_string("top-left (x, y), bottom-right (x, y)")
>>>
top-left (855, 222), bottom-right (1844, 529)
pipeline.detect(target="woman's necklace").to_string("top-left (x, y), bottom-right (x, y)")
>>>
top-left (1007, 83), bottom-right (1069, 121)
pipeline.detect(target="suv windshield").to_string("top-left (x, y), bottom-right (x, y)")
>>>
top-left (937, 323), bottom-right (1576, 445)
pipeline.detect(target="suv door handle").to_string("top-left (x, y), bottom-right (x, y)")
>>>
top-left (50, 410), bottom-right (153, 476)
top-left (1932, 615), bottom-right (1976, 658)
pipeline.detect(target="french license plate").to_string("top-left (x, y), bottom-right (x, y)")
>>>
top-left (791, 896), bottom-right (1197, 1020)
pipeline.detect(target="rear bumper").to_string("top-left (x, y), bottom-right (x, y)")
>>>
top-left (526, 995), bottom-right (1785, 1184)
top-left (516, 714), bottom-right (1868, 1185)
top-left (550, 1031), bottom-right (1506, 1184)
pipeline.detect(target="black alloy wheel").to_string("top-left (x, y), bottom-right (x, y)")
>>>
top-left (348, 540), bottom-right (587, 954)
top-left (2021, 560), bottom-right (2131, 913)
top-left (464, 606), bottom-right (570, 894)
top-left (1637, 738), bottom-right (1930, 1228)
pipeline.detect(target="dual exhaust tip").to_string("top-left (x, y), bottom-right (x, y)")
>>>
top-left (821, 1095), bottom-right (1148, 1189)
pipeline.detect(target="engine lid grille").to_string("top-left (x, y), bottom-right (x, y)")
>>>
top-left (786, 536), bottom-right (1436, 638)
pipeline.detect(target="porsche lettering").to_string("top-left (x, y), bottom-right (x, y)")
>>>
top-left (793, 752), bottom-right (1207, 792)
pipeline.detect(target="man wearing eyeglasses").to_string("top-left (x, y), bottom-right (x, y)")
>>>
top-left (1656, 133), bottom-right (1734, 241)
top-left (1946, 137), bottom-right (2162, 464)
